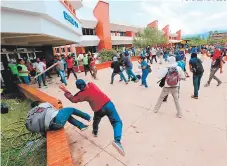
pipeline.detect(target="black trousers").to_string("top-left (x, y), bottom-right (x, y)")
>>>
top-left (84, 65), bottom-right (93, 76)
top-left (67, 68), bottom-right (77, 79)
top-left (151, 55), bottom-right (157, 63)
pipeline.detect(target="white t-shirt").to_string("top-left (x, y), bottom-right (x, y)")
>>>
top-left (151, 48), bottom-right (157, 55)
top-left (33, 62), bottom-right (46, 73)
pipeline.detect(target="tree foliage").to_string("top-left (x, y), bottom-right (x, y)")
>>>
top-left (133, 27), bottom-right (168, 48)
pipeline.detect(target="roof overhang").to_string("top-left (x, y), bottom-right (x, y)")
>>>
top-left (1, 33), bottom-right (78, 46)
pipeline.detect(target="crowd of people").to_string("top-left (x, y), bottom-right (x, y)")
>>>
top-left (7, 43), bottom-right (226, 156)
top-left (6, 52), bottom-right (98, 88)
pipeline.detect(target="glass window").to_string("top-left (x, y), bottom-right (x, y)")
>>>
top-left (62, 47), bottom-right (65, 53)
top-left (82, 28), bottom-right (86, 35)
top-left (67, 47), bottom-right (71, 52)
top-left (56, 48), bottom-right (59, 53)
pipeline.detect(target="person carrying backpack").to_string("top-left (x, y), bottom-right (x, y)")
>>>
top-left (189, 53), bottom-right (204, 99)
top-left (204, 48), bottom-right (223, 87)
top-left (26, 101), bottom-right (91, 136)
top-left (153, 56), bottom-right (185, 118)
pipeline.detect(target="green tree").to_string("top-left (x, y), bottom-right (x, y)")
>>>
top-left (133, 27), bottom-right (168, 48)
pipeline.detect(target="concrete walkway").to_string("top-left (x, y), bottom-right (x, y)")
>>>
top-left (40, 55), bottom-right (227, 166)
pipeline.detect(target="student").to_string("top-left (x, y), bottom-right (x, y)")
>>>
top-left (33, 58), bottom-right (47, 88)
top-left (17, 59), bottom-right (30, 85)
top-left (59, 79), bottom-right (125, 156)
top-left (88, 53), bottom-right (97, 79)
top-left (151, 47), bottom-right (157, 64)
top-left (189, 53), bottom-right (204, 99)
top-left (204, 48), bottom-right (223, 87)
top-left (110, 56), bottom-right (128, 85)
top-left (139, 56), bottom-right (150, 88)
top-left (56, 56), bottom-right (67, 86)
top-left (26, 101), bottom-right (91, 136)
top-left (66, 55), bottom-right (78, 80)
top-left (83, 53), bottom-right (91, 76)
top-left (123, 52), bottom-right (139, 82)
top-left (153, 56), bottom-right (185, 118)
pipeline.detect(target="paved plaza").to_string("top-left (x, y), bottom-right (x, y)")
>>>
top-left (40, 55), bottom-right (227, 166)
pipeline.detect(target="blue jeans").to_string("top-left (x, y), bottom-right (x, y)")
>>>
top-left (20, 76), bottom-right (30, 85)
top-left (93, 101), bottom-right (122, 142)
top-left (141, 69), bottom-right (149, 87)
top-left (193, 74), bottom-right (203, 97)
top-left (111, 72), bottom-right (127, 83)
top-left (126, 67), bottom-right (137, 80)
top-left (58, 70), bottom-right (67, 85)
top-left (37, 73), bottom-right (46, 87)
top-left (54, 107), bottom-right (91, 129)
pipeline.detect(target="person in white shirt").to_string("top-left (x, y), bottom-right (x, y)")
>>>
top-left (153, 56), bottom-right (185, 118)
top-left (33, 58), bottom-right (47, 88)
top-left (151, 47), bottom-right (157, 64)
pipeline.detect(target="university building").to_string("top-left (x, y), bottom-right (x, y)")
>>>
top-left (1, 0), bottom-right (182, 63)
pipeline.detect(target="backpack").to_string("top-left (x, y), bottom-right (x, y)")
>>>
top-left (166, 67), bottom-right (179, 86)
top-left (25, 106), bottom-right (49, 133)
top-left (147, 65), bottom-right (152, 73)
top-left (192, 59), bottom-right (204, 74)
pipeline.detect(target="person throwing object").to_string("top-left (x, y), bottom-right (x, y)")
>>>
top-left (59, 79), bottom-right (125, 156)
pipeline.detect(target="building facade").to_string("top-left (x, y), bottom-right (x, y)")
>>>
top-left (1, 0), bottom-right (182, 61)
top-left (53, 0), bottom-right (182, 56)
top-left (211, 32), bottom-right (227, 41)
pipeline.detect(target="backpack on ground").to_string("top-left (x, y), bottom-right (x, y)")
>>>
top-left (192, 59), bottom-right (204, 74)
top-left (166, 67), bottom-right (179, 86)
top-left (25, 106), bottom-right (49, 134)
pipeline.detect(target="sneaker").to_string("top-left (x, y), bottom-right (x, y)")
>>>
top-left (119, 80), bottom-right (123, 82)
top-left (125, 82), bottom-right (128, 85)
top-left (176, 114), bottom-right (183, 118)
top-left (110, 82), bottom-right (113, 84)
top-left (112, 140), bottom-right (125, 156)
top-left (204, 83), bottom-right (210, 87)
top-left (80, 125), bottom-right (88, 131)
top-left (191, 95), bottom-right (198, 99)
top-left (217, 82), bottom-right (222, 86)
top-left (153, 109), bottom-right (159, 113)
top-left (135, 79), bottom-right (139, 83)
top-left (92, 131), bottom-right (98, 137)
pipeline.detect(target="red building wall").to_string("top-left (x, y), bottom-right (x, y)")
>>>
top-left (162, 25), bottom-right (170, 43)
top-left (147, 20), bottom-right (158, 29)
top-left (93, 1), bottom-right (112, 51)
top-left (176, 30), bottom-right (182, 40)
top-left (126, 31), bottom-right (135, 37)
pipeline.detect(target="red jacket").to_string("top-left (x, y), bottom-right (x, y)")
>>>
top-left (64, 82), bottom-right (110, 112)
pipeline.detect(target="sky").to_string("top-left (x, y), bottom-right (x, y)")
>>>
top-left (76, 0), bottom-right (227, 36)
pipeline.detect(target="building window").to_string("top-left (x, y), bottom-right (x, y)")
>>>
top-left (56, 48), bottom-right (59, 53)
top-left (62, 47), bottom-right (65, 53)
top-left (82, 28), bottom-right (96, 35)
top-left (67, 47), bottom-right (71, 53)
top-left (84, 46), bottom-right (97, 53)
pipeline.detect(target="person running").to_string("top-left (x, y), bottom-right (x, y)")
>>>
top-left (56, 56), bottom-right (67, 86)
top-left (151, 47), bottom-right (157, 64)
top-left (26, 101), bottom-right (91, 136)
top-left (139, 56), bottom-right (150, 88)
top-left (66, 55), bottom-right (78, 80)
top-left (17, 59), bottom-right (30, 85)
top-left (153, 56), bottom-right (185, 118)
top-left (33, 58), bottom-right (47, 88)
top-left (59, 79), bottom-right (125, 156)
top-left (110, 56), bottom-right (128, 85)
top-left (88, 53), bottom-right (97, 79)
top-left (189, 53), bottom-right (204, 99)
top-left (204, 48), bottom-right (223, 87)
top-left (83, 53), bottom-right (92, 76)
top-left (123, 52), bottom-right (139, 82)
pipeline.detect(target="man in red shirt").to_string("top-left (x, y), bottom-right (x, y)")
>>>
top-left (88, 53), bottom-right (97, 79)
top-left (59, 79), bottom-right (125, 156)
top-left (65, 55), bottom-right (78, 80)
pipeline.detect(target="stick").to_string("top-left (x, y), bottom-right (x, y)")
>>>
top-left (33, 63), bottom-right (57, 79)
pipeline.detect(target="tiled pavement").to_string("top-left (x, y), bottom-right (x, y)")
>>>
top-left (40, 55), bottom-right (227, 166)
